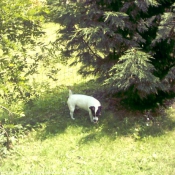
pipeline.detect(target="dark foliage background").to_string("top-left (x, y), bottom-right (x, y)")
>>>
top-left (50, 0), bottom-right (175, 103)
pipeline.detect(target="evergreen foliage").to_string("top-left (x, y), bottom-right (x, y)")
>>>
top-left (50, 0), bottom-right (175, 101)
top-left (104, 48), bottom-right (165, 100)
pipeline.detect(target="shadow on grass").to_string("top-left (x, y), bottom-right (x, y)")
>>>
top-left (78, 109), bottom-right (175, 145)
top-left (14, 80), bottom-right (175, 143)
top-left (14, 80), bottom-right (103, 139)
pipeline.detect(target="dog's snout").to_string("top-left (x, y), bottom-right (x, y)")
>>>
top-left (93, 119), bottom-right (98, 123)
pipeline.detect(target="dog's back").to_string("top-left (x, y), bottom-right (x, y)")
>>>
top-left (68, 90), bottom-right (100, 109)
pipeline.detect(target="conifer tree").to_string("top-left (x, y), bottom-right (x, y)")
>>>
top-left (50, 0), bottom-right (175, 101)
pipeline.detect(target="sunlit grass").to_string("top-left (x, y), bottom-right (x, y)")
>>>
top-left (1, 119), bottom-right (175, 174)
top-left (27, 22), bottom-right (96, 89)
top-left (1, 93), bottom-right (175, 174)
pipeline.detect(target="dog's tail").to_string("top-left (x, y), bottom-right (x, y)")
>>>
top-left (69, 89), bottom-right (73, 97)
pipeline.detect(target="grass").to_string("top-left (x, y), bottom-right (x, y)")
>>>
top-left (1, 123), bottom-right (175, 175)
top-left (1, 23), bottom-right (175, 174)
top-left (1, 81), bottom-right (175, 174)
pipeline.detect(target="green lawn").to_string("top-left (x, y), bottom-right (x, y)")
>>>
top-left (1, 84), bottom-right (175, 174)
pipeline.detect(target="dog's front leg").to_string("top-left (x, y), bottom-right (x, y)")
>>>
top-left (89, 111), bottom-right (94, 122)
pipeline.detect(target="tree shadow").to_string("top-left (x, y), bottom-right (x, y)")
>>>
top-left (14, 80), bottom-right (103, 140)
top-left (13, 79), bottom-right (175, 143)
top-left (79, 105), bottom-right (175, 144)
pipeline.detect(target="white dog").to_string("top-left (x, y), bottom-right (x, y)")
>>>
top-left (67, 90), bottom-right (102, 123)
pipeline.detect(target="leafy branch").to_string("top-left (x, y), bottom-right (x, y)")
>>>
top-left (0, 123), bottom-right (11, 150)
top-left (0, 105), bottom-right (14, 117)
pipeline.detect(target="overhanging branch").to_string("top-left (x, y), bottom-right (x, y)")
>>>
top-left (82, 39), bottom-right (102, 60)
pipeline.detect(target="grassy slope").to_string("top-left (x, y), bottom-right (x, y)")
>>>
top-left (1, 113), bottom-right (175, 175)
top-left (1, 84), bottom-right (175, 175)
top-left (1, 23), bottom-right (175, 174)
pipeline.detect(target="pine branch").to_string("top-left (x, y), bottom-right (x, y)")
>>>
top-left (82, 39), bottom-right (102, 60)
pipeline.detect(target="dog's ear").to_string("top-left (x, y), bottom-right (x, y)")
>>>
top-left (89, 106), bottom-right (95, 111)
top-left (97, 106), bottom-right (102, 116)
top-left (98, 106), bottom-right (102, 110)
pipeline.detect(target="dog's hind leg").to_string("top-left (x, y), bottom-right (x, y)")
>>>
top-left (67, 100), bottom-right (75, 120)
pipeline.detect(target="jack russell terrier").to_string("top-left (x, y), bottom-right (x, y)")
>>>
top-left (67, 90), bottom-right (102, 123)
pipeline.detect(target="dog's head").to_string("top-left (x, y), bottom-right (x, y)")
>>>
top-left (89, 106), bottom-right (102, 123)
